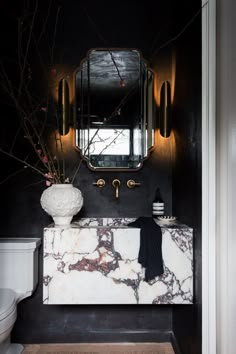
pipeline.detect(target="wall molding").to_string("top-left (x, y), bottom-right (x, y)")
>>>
top-left (46, 329), bottom-right (173, 343)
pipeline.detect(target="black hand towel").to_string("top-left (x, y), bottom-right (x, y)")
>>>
top-left (128, 217), bottom-right (163, 282)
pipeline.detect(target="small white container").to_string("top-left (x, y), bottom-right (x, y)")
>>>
top-left (152, 188), bottom-right (165, 215)
top-left (152, 203), bottom-right (164, 215)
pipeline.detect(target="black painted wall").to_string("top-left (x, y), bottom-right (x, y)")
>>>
top-left (171, 12), bottom-right (202, 354)
top-left (0, 0), bottom-right (201, 351)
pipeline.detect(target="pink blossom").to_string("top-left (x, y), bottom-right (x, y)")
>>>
top-left (41, 106), bottom-right (47, 112)
top-left (36, 149), bottom-right (42, 155)
top-left (45, 173), bottom-right (53, 179)
top-left (42, 155), bottom-right (48, 163)
top-left (46, 180), bottom-right (51, 186)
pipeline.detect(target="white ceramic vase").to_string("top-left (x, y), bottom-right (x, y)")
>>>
top-left (40, 184), bottom-right (83, 227)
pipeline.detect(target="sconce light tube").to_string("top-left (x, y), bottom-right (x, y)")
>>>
top-left (58, 78), bottom-right (70, 136)
top-left (159, 81), bottom-right (171, 138)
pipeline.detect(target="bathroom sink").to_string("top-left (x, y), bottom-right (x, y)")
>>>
top-left (43, 217), bottom-right (193, 305)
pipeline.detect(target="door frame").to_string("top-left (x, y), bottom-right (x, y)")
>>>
top-left (202, 0), bottom-right (216, 353)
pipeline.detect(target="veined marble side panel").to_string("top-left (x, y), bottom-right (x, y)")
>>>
top-left (43, 219), bottom-right (193, 305)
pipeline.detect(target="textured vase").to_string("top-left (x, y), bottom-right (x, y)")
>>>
top-left (40, 184), bottom-right (83, 227)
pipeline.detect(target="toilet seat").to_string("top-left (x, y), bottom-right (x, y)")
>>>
top-left (0, 288), bottom-right (17, 347)
top-left (0, 289), bottom-right (16, 321)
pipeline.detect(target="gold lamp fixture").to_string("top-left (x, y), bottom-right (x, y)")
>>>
top-left (58, 78), bottom-right (70, 136)
top-left (159, 81), bottom-right (171, 138)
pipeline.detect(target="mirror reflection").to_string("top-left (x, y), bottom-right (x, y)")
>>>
top-left (75, 49), bottom-right (154, 169)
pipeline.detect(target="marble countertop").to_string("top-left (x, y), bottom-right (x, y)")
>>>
top-left (46, 217), bottom-right (192, 230)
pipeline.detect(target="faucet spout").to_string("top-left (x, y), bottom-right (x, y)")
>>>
top-left (112, 179), bottom-right (121, 198)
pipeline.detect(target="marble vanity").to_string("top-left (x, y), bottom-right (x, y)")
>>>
top-left (43, 218), bottom-right (193, 305)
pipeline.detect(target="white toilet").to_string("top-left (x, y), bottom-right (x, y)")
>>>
top-left (0, 238), bottom-right (41, 354)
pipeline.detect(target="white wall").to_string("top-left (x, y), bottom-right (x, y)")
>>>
top-left (216, 0), bottom-right (236, 353)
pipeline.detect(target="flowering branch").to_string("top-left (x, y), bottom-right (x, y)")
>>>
top-left (1, 2), bottom-right (141, 187)
top-left (0, 2), bottom-right (64, 186)
top-left (0, 147), bottom-right (47, 179)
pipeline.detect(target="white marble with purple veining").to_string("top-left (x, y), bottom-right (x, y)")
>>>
top-left (43, 218), bottom-right (193, 305)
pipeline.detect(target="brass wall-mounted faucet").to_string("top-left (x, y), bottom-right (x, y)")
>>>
top-left (112, 179), bottom-right (121, 198)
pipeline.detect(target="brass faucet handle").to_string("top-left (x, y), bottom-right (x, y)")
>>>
top-left (93, 179), bottom-right (105, 188)
top-left (127, 179), bottom-right (141, 189)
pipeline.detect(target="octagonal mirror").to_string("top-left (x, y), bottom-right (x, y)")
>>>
top-left (75, 49), bottom-right (154, 170)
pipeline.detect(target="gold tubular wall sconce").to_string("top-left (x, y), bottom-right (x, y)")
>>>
top-left (159, 81), bottom-right (171, 138)
top-left (58, 78), bottom-right (70, 136)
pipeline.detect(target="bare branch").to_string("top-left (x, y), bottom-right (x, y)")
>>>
top-left (0, 147), bottom-right (46, 179)
top-left (17, 0), bottom-right (39, 98)
top-left (0, 167), bottom-right (25, 185)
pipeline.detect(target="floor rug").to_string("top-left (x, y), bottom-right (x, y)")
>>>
top-left (22, 342), bottom-right (175, 354)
